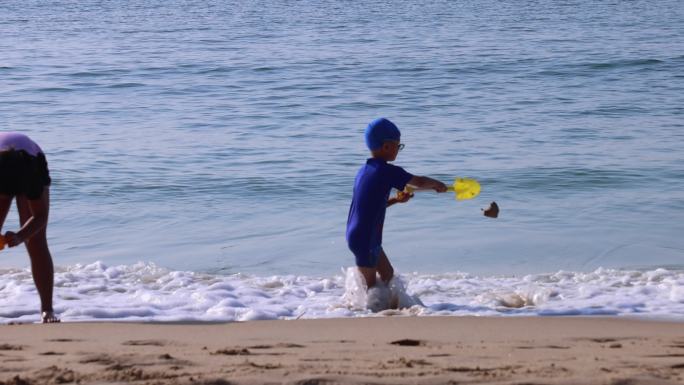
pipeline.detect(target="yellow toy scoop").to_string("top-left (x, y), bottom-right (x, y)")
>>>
top-left (450, 178), bottom-right (481, 200)
top-left (406, 178), bottom-right (481, 200)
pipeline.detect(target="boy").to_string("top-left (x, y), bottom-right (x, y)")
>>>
top-left (346, 118), bottom-right (447, 289)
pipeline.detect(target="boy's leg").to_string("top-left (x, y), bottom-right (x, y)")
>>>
top-left (357, 266), bottom-right (377, 288)
top-left (16, 191), bottom-right (58, 322)
top-left (358, 249), bottom-right (394, 289)
top-left (377, 249), bottom-right (394, 284)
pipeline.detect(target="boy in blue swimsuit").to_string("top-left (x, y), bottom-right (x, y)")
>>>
top-left (346, 118), bottom-right (447, 289)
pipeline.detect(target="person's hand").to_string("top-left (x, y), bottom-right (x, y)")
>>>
top-left (3, 231), bottom-right (23, 247)
top-left (395, 190), bottom-right (414, 203)
top-left (434, 181), bottom-right (448, 193)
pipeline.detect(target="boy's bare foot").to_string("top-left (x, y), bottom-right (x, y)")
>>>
top-left (42, 311), bottom-right (60, 323)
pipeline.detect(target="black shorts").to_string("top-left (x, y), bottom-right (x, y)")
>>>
top-left (0, 150), bottom-right (52, 200)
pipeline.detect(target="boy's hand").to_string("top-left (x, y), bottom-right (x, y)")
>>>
top-left (434, 181), bottom-right (448, 193)
top-left (3, 231), bottom-right (23, 247)
top-left (396, 190), bottom-right (414, 203)
top-left (388, 190), bottom-right (414, 207)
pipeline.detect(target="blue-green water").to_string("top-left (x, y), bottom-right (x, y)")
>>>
top-left (2, 0), bottom-right (683, 276)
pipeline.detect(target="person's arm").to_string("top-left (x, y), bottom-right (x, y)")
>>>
top-left (5, 197), bottom-right (48, 247)
top-left (406, 175), bottom-right (448, 193)
top-left (387, 190), bottom-right (413, 207)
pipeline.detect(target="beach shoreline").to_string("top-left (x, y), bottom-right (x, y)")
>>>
top-left (2, 316), bottom-right (684, 384)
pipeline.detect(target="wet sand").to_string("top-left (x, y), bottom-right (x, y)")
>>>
top-left (2, 316), bottom-right (684, 384)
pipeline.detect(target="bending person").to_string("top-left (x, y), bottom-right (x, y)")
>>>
top-left (0, 132), bottom-right (59, 323)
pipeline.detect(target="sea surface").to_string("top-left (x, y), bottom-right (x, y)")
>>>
top-left (1, 0), bottom-right (683, 323)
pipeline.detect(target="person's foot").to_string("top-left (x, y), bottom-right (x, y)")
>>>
top-left (41, 311), bottom-right (60, 323)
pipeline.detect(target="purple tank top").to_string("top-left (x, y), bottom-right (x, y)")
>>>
top-left (0, 132), bottom-right (43, 156)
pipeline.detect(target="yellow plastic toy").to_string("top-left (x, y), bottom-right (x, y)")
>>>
top-left (406, 178), bottom-right (481, 200)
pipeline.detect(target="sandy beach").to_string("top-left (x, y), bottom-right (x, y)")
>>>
top-left (1, 317), bottom-right (683, 384)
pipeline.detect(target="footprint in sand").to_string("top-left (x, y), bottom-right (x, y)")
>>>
top-left (79, 355), bottom-right (118, 365)
top-left (248, 343), bottom-right (305, 349)
top-left (199, 380), bottom-right (233, 385)
top-left (578, 337), bottom-right (620, 343)
top-left (387, 357), bottom-right (432, 368)
top-left (390, 339), bottom-right (423, 346)
top-left (211, 348), bottom-right (251, 356)
top-left (46, 338), bottom-right (82, 343)
top-left (0, 344), bottom-right (23, 351)
top-left (122, 340), bottom-right (166, 346)
top-left (292, 380), bottom-right (340, 385)
top-left (446, 365), bottom-right (522, 374)
top-left (247, 362), bottom-right (281, 370)
top-left (211, 344), bottom-right (305, 357)
top-left (515, 345), bottom-right (571, 350)
top-left (32, 366), bottom-right (77, 384)
top-left (312, 339), bottom-right (355, 344)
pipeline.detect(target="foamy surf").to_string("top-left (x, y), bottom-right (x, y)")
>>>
top-left (2, 262), bottom-right (684, 323)
top-left (341, 267), bottom-right (424, 313)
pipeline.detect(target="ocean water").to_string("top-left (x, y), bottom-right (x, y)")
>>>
top-left (1, 0), bottom-right (683, 322)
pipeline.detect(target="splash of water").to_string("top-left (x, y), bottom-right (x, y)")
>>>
top-left (341, 267), bottom-right (424, 312)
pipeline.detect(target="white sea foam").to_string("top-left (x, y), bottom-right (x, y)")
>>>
top-left (2, 262), bottom-right (684, 323)
top-left (339, 267), bottom-right (423, 312)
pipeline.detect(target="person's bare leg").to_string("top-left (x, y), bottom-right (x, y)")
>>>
top-left (0, 195), bottom-right (12, 233)
top-left (376, 250), bottom-right (394, 284)
top-left (376, 250), bottom-right (398, 308)
top-left (358, 249), bottom-right (394, 289)
top-left (357, 266), bottom-right (377, 289)
top-left (16, 191), bottom-right (59, 323)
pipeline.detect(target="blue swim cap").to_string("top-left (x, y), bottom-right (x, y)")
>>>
top-left (364, 118), bottom-right (401, 150)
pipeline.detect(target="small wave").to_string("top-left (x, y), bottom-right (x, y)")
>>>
top-left (586, 59), bottom-right (663, 70)
top-left (197, 67), bottom-right (236, 75)
top-left (106, 83), bottom-right (145, 89)
top-left (538, 58), bottom-right (665, 77)
top-left (496, 167), bottom-right (649, 193)
top-left (69, 69), bottom-right (130, 78)
top-left (120, 27), bottom-right (211, 35)
top-left (579, 105), bottom-right (648, 116)
top-left (34, 87), bottom-right (73, 92)
top-left (69, 82), bottom-right (101, 87)
top-left (391, 66), bottom-right (432, 74)
top-left (253, 66), bottom-right (280, 72)
top-left (1, 100), bottom-right (53, 106)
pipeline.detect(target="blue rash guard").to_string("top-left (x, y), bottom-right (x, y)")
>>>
top-left (346, 158), bottom-right (413, 267)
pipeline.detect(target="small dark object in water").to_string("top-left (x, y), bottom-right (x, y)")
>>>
top-left (482, 201), bottom-right (499, 218)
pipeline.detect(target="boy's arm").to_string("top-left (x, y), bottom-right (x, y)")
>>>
top-left (407, 175), bottom-right (448, 193)
top-left (387, 190), bottom-right (412, 207)
top-left (4, 194), bottom-right (48, 247)
top-left (387, 175), bottom-right (448, 207)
